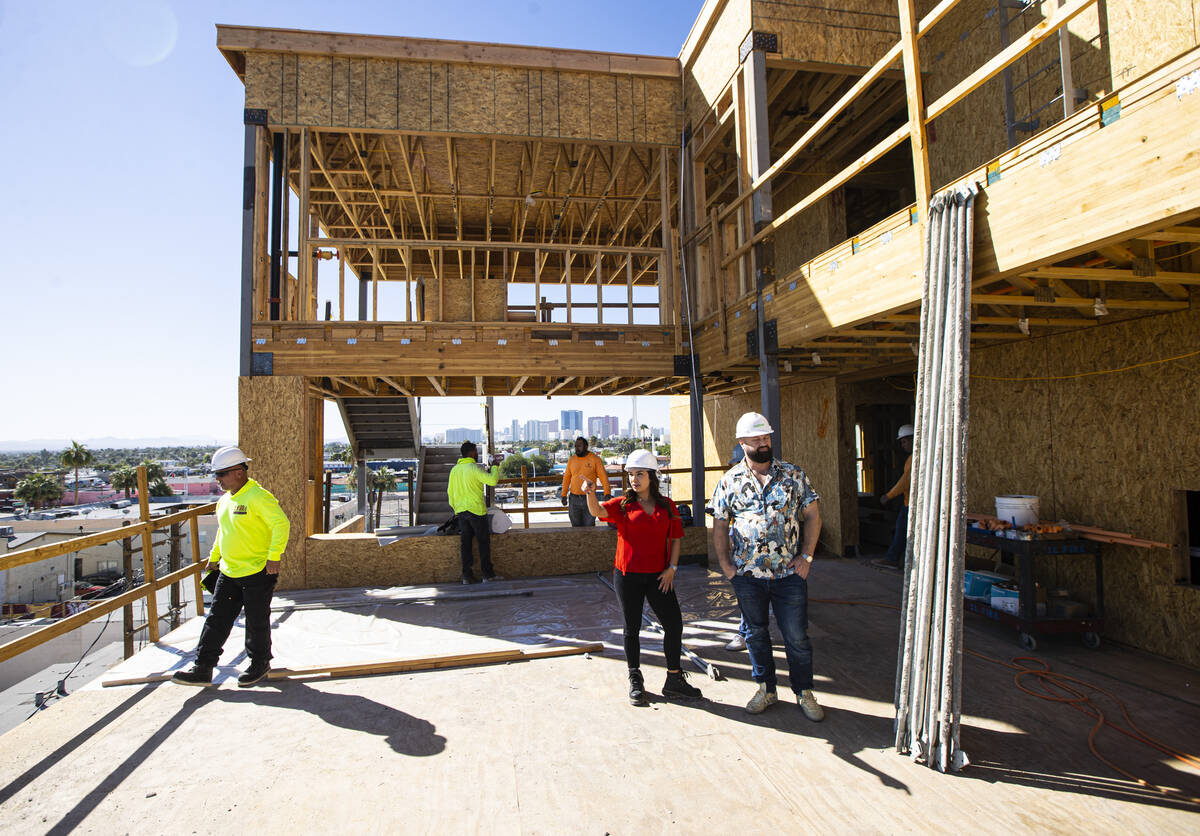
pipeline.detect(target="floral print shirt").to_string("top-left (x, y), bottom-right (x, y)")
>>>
top-left (710, 459), bottom-right (820, 579)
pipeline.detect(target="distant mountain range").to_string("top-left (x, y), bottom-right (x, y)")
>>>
top-left (0, 436), bottom-right (234, 452)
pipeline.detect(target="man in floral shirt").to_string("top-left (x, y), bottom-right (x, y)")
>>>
top-left (710, 412), bottom-right (825, 721)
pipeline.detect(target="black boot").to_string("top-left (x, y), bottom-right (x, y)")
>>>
top-left (172, 665), bottom-right (213, 687)
top-left (628, 668), bottom-right (648, 706)
top-left (237, 660), bottom-right (271, 688)
top-left (663, 670), bottom-right (703, 699)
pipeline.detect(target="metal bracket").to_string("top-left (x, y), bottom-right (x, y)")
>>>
top-left (250, 352), bottom-right (274, 376)
top-left (673, 354), bottom-right (699, 377)
top-left (244, 108), bottom-right (268, 126)
top-left (746, 329), bottom-right (758, 359)
top-left (739, 31), bottom-right (780, 63)
top-left (763, 319), bottom-right (778, 354)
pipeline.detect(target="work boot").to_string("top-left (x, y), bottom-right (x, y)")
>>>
top-left (461, 574), bottom-right (476, 585)
top-left (481, 574), bottom-right (504, 583)
top-left (797, 689), bottom-right (825, 722)
top-left (628, 668), bottom-right (648, 706)
top-left (662, 670), bottom-right (702, 699)
top-left (237, 660), bottom-right (271, 688)
top-left (745, 683), bottom-right (778, 714)
top-left (725, 634), bottom-right (747, 651)
top-left (171, 665), bottom-right (213, 687)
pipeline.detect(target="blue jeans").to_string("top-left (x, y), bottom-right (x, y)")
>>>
top-left (885, 505), bottom-right (908, 565)
top-left (730, 572), bottom-right (813, 693)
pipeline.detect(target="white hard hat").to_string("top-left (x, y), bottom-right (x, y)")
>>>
top-left (735, 412), bottom-right (773, 438)
top-left (897, 424), bottom-right (914, 440)
top-left (211, 445), bottom-right (251, 471)
top-left (624, 449), bottom-right (659, 471)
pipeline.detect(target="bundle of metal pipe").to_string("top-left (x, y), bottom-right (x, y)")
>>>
top-left (894, 182), bottom-right (978, 773)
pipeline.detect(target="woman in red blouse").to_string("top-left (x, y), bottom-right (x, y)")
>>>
top-left (583, 449), bottom-right (703, 705)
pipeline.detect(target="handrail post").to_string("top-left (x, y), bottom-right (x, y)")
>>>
top-left (135, 466), bottom-right (160, 642)
top-left (521, 466), bottom-right (530, 529)
top-left (168, 521), bottom-right (182, 631)
top-left (121, 521), bottom-right (135, 658)
top-left (189, 515), bottom-right (205, 617)
top-left (407, 468), bottom-right (415, 527)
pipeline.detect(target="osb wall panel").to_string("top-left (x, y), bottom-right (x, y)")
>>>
top-left (684, 0), bottom-right (752, 125)
top-left (239, 375), bottom-right (309, 591)
top-left (753, 0), bottom-right (897, 68)
top-left (968, 304), bottom-right (1200, 666)
top-left (243, 52), bottom-right (679, 145)
top-left (304, 525), bottom-right (710, 588)
top-left (774, 175), bottom-right (847, 279)
top-left (670, 377), bottom-right (846, 554)
top-left (1105, 0), bottom-right (1200, 86)
top-left (917, 0), bottom-right (1198, 191)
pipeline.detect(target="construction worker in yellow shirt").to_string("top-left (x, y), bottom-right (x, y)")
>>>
top-left (173, 445), bottom-right (289, 688)
top-left (561, 437), bottom-right (611, 527)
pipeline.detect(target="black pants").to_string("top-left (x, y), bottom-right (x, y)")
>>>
top-left (459, 511), bottom-right (495, 578)
top-left (613, 569), bottom-right (682, 671)
top-left (195, 568), bottom-right (277, 668)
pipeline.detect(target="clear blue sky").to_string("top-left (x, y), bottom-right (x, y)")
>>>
top-left (0, 0), bottom-right (700, 445)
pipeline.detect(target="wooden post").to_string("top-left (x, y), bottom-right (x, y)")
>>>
top-left (521, 466), bottom-right (530, 529)
top-left (188, 515), bottom-right (205, 617)
top-left (898, 0), bottom-right (931, 215)
top-left (338, 249), bottom-right (345, 320)
top-left (626, 254), bottom-right (634, 324)
top-left (324, 471), bottom-right (333, 533)
top-left (168, 522), bottom-right (181, 631)
top-left (298, 127), bottom-right (311, 320)
top-left (565, 252), bottom-right (572, 323)
top-left (595, 252), bottom-right (603, 324)
top-left (135, 466), bottom-right (160, 642)
top-left (534, 249), bottom-right (541, 322)
top-left (658, 149), bottom-right (675, 328)
top-left (407, 468), bottom-right (415, 527)
top-left (121, 521), bottom-right (134, 658)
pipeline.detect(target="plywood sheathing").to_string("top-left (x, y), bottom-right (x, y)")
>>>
top-left (242, 52), bottom-right (679, 145)
top-left (682, 0), bottom-right (752, 128)
top-left (238, 375), bottom-right (310, 590)
top-left (968, 301), bottom-right (1200, 667)
top-left (304, 525), bottom-right (711, 588)
top-left (753, 0), bottom-right (899, 68)
top-left (918, 0), bottom-right (1200, 191)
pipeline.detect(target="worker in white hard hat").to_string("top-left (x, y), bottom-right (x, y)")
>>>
top-left (172, 445), bottom-right (290, 688)
top-left (710, 412), bottom-right (825, 721)
top-left (582, 449), bottom-right (702, 705)
top-left (879, 423), bottom-right (915, 568)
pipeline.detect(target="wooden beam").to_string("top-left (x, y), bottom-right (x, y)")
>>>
top-left (1024, 267), bottom-right (1200, 285)
top-left (926, 0), bottom-right (1095, 123)
top-left (509, 374), bottom-right (530, 396)
top-left (426, 375), bottom-right (446, 396)
top-left (897, 0), bottom-right (931, 214)
top-left (1137, 226), bottom-right (1200, 243)
top-left (546, 376), bottom-right (576, 396)
top-left (330, 375), bottom-right (374, 396)
top-left (611, 376), bottom-right (666, 395)
top-left (381, 376), bottom-right (413, 396)
top-left (971, 294), bottom-right (1186, 310)
top-left (475, 375), bottom-right (484, 396)
top-left (578, 375), bottom-right (620, 395)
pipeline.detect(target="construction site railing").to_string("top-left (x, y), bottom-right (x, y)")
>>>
top-left (0, 466), bottom-right (215, 666)
top-left (494, 465), bottom-right (728, 529)
top-left (697, 0), bottom-right (1096, 315)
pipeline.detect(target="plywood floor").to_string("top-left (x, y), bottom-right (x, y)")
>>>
top-left (1, 560), bottom-right (1197, 834)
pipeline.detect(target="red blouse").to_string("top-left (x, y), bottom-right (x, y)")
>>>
top-left (602, 496), bottom-right (684, 573)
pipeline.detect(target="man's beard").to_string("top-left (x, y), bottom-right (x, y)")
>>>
top-left (747, 445), bottom-right (772, 463)
top-left (574, 448), bottom-right (587, 457)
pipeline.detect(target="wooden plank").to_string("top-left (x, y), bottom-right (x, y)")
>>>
top-left (135, 467), bottom-right (160, 642)
top-left (1025, 267), bottom-right (1200, 285)
top-left (897, 0), bottom-right (930, 216)
top-left (970, 294), bottom-right (1186, 310)
top-left (1137, 226), bottom-right (1200, 243)
top-left (926, 0), bottom-right (1095, 123)
top-left (189, 516), bottom-right (206, 617)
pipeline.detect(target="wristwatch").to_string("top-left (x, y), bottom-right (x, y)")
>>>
top-left (801, 553), bottom-right (813, 563)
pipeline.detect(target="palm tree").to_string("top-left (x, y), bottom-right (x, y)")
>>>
top-left (371, 467), bottom-right (398, 527)
top-left (16, 472), bottom-right (63, 509)
top-left (111, 465), bottom-right (138, 498)
top-left (60, 441), bottom-right (93, 505)
top-left (139, 460), bottom-right (166, 483)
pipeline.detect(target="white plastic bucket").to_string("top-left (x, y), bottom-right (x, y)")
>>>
top-left (995, 495), bottom-right (1039, 527)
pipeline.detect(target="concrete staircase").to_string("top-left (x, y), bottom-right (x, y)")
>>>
top-left (415, 446), bottom-right (460, 525)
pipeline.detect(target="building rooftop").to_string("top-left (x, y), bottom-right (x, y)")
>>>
top-left (1, 561), bottom-right (1196, 831)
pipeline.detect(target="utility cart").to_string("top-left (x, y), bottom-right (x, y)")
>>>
top-left (964, 530), bottom-right (1104, 651)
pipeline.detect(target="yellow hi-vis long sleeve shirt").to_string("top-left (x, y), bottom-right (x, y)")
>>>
top-left (447, 458), bottom-right (500, 516)
top-left (208, 479), bottom-right (290, 577)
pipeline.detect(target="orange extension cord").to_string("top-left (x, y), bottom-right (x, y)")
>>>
top-left (811, 596), bottom-right (1200, 805)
